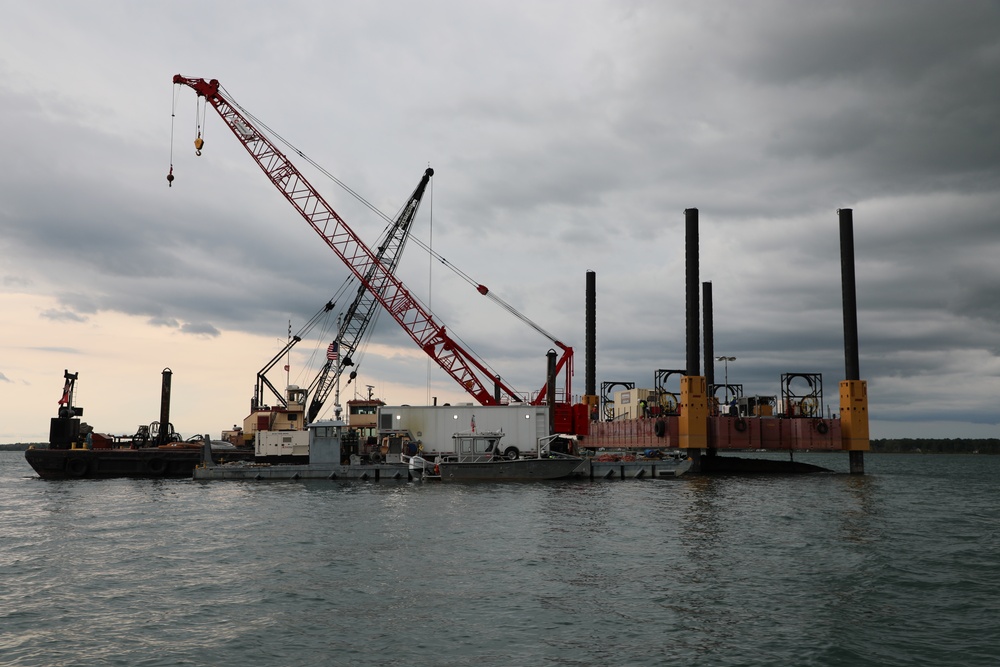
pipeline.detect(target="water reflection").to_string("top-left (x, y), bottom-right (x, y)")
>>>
top-left (839, 473), bottom-right (883, 545)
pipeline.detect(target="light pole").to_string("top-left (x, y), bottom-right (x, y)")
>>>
top-left (716, 356), bottom-right (736, 403)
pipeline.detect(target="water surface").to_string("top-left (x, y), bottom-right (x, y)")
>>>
top-left (2, 451), bottom-right (997, 666)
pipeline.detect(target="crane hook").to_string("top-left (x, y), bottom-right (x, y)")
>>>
top-left (194, 134), bottom-right (204, 157)
top-left (167, 165), bottom-right (174, 187)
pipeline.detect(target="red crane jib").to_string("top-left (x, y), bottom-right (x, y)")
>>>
top-left (173, 75), bottom-right (572, 406)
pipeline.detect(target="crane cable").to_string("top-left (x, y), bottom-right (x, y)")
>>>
top-left (167, 86), bottom-right (178, 186)
top-left (219, 84), bottom-right (563, 349)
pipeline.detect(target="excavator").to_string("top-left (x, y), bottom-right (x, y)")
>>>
top-left (171, 75), bottom-right (581, 431)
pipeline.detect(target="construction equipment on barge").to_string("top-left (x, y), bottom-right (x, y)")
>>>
top-left (24, 369), bottom-right (251, 479)
top-left (169, 76), bottom-right (869, 475)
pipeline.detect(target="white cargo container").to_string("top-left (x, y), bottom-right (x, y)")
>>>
top-left (256, 429), bottom-right (309, 462)
top-left (377, 404), bottom-right (550, 459)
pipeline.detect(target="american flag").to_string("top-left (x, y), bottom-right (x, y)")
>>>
top-left (327, 341), bottom-right (339, 362)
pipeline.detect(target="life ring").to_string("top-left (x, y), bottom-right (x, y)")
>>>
top-left (66, 457), bottom-right (88, 477)
top-left (816, 421), bottom-right (829, 435)
top-left (146, 458), bottom-right (167, 475)
top-left (654, 419), bottom-right (666, 438)
top-left (503, 446), bottom-right (519, 460)
top-left (734, 418), bottom-right (747, 433)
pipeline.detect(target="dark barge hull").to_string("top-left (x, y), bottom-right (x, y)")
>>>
top-left (24, 447), bottom-right (253, 480)
top-left (437, 457), bottom-right (585, 481)
top-left (697, 455), bottom-right (831, 475)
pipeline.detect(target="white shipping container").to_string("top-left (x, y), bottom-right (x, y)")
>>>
top-left (377, 404), bottom-right (550, 458)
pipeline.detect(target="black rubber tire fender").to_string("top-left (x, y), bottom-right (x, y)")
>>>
top-left (66, 457), bottom-right (88, 477)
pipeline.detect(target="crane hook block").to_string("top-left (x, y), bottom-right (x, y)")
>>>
top-left (477, 285), bottom-right (489, 295)
top-left (194, 136), bottom-right (204, 156)
top-left (166, 167), bottom-right (174, 187)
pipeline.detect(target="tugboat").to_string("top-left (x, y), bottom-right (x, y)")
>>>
top-left (24, 369), bottom-right (251, 479)
top-left (407, 432), bottom-right (585, 482)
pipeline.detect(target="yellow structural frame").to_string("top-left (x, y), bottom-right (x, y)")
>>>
top-left (679, 376), bottom-right (709, 450)
top-left (839, 379), bottom-right (870, 451)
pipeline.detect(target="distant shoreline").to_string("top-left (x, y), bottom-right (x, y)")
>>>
top-left (0, 443), bottom-right (40, 451)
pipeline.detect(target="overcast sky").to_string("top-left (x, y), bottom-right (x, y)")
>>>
top-left (2, 1), bottom-right (999, 443)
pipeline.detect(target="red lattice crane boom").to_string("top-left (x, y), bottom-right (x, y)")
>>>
top-left (173, 75), bottom-right (572, 406)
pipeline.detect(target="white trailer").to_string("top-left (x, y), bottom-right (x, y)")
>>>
top-left (377, 404), bottom-right (550, 459)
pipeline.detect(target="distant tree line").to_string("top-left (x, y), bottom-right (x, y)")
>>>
top-left (871, 438), bottom-right (1000, 454)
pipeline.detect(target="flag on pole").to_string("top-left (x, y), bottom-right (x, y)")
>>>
top-left (471, 414), bottom-right (476, 433)
top-left (58, 378), bottom-right (71, 405)
top-left (327, 341), bottom-right (339, 362)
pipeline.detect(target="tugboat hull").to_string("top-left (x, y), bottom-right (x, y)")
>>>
top-left (437, 456), bottom-right (584, 482)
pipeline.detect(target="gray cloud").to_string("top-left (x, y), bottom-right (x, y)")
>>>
top-left (40, 309), bottom-right (89, 323)
top-left (179, 322), bottom-right (221, 337)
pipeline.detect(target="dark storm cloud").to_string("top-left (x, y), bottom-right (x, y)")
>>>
top-left (736, 2), bottom-right (1000, 194)
top-left (0, 76), bottom-right (369, 340)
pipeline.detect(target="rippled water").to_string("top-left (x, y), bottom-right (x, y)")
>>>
top-left (2, 451), bottom-right (998, 666)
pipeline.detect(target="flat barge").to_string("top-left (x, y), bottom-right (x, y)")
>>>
top-left (25, 369), bottom-right (252, 480)
top-left (26, 444), bottom-right (251, 480)
top-left (193, 462), bottom-right (411, 481)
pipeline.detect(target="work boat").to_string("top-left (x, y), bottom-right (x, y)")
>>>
top-left (406, 432), bottom-right (584, 482)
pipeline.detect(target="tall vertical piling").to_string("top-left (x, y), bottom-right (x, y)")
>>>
top-left (838, 209), bottom-right (870, 473)
top-left (583, 271), bottom-right (598, 419)
top-left (685, 209), bottom-right (700, 379)
top-left (157, 368), bottom-right (173, 446)
top-left (702, 281), bottom-right (716, 456)
top-left (703, 281), bottom-right (715, 391)
top-left (546, 349), bottom-right (557, 435)
top-left (680, 209), bottom-right (708, 466)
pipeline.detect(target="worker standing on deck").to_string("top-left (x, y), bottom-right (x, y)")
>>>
top-left (639, 399), bottom-right (649, 418)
